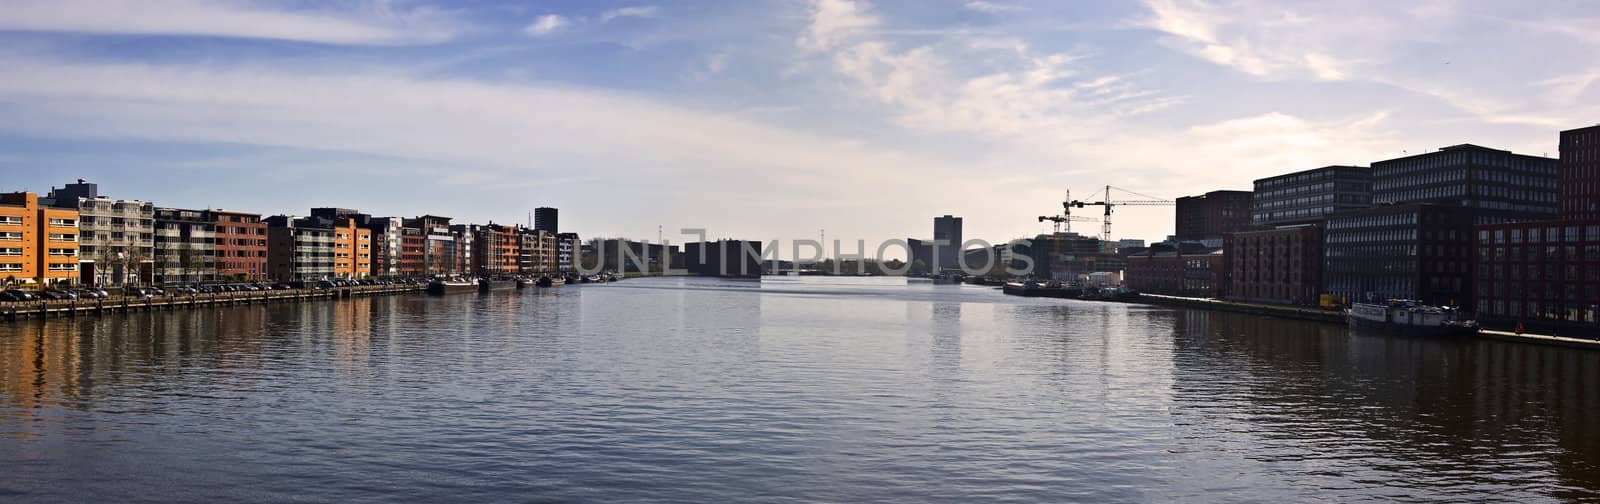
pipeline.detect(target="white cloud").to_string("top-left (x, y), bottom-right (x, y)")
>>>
top-left (0, 0), bottom-right (458, 45)
top-left (600, 6), bottom-right (659, 22)
top-left (964, 1), bottom-right (1027, 13)
top-left (524, 14), bottom-right (568, 37)
top-left (797, 0), bottom-right (879, 52)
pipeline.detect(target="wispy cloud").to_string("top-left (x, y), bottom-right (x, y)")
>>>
top-left (0, 0), bottom-right (459, 45)
top-left (600, 6), bottom-right (659, 22)
top-left (524, 14), bottom-right (568, 37)
top-left (964, 1), bottom-right (1027, 14)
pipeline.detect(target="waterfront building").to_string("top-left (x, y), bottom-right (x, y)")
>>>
top-left (447, 225), bottom-right (474, 276)
top-left (534, 207), bottom-right (559, 234)
top-left (0, 192), bottom-right (80, 286)
top-left (399, 226), bottom-right (425, 277)
top-left (1323, 204), bottom-right (1474, 307)
top-left (1472, 125), bottom-right (1600, 329)
top-left (403, 215), bottom-right (454, 276)
top-left (517, 228), bottom-right (557, 274)
top-left (597, 239), bottom-right (674, 273)
top-left (906, 238), bottom-right (934, 275)
top-left (42, 180), bottom-right (154, 287)
top-left (684, 240), bottom-right (762, 278)
top-left (365, 217), bottom-right (403, 278)
top-left (933, 215), bottom-right (963, 272)
top-left (1251, 166), bottom-right (1372, 226)
top-left (265, 215), bottom-right (335, 283)
top-left (212, 209), bottom-right (267, 281)
top-left (153, 208), bottom-right (217, 284)
top-left (1110, 239), bottom-right (1145, 254)
top-left (1175, 190), bottom-right (1252, 243)
top-left (330, 218), bottom-right (372, 279)
top-left (1125, 247), bottom-right (1225, 298)
top-left (556, 232), bottom-right (579, 272)
top-left (1373, 144), bottom-right (1558, 224)
top-left (470, 224), bottom-right (521, 276)
top-left (1224, 225), bottom-right (1323, 306)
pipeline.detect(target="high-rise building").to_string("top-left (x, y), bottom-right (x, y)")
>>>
top-left (212, 210), bottom-right (267, 281)
top-left (153, 208), bottom-right (217, 284)
top-left (1252, 166), bottom-right (1372, 226)
top-left (1372, 144), bottom-right (1558, 224)
top-left (266, 215), bottom-right (334, 282)
top-left (43, 180), bottom-right (154, 286)
top-left (534, 207), bottom-right (558, 234)
top-left (933, 215), bottom-right (962, 271)
top-left (1175, 190), bottom-right (1253, 243)
top-left (0, 192), bottom-right (80, 286)
top-left (1560, 125), bottom-right (1600, 219)
top-left (1324, 204), bottom-right (1474, 307)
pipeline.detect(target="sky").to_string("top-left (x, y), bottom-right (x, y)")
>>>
top-left (2, 0), bottom-right (1598, 259)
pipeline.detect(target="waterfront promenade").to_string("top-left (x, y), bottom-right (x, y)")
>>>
top-left (0, 283), bottom-right (424, 322)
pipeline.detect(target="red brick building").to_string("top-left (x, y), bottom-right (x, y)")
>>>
top-left (1474, 125), bottom-right (1600, 330)
top-left (212, 209), bottom-right (267, 281)
top-left (1225, 225), bottom-right (1323, 306)
top-left (1126, 248), bottom-right (1226, 298)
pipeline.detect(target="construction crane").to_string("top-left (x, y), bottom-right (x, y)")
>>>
top-left (1070, 185), bottom-right (1175, 245)
top-left (1037, 189), bottom-right (1099, 234)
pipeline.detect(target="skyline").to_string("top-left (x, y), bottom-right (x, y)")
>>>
top-left (4, 0), bottom-right (1599, 253)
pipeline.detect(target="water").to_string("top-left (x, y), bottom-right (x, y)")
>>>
top-left (2, 276), bottom-right (1598, 503)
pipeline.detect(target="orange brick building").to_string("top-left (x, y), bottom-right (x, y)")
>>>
top-left (0, 192), bottom-right (80, 286)
top-left (332, 218), bottom-right (372, 279)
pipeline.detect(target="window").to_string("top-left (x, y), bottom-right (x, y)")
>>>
top-left (48, 248), bottom-right (76, 257)
top-left (0, 232), bottom-right (20, 241)
top-left (0, 263), bottom-right (22, 272)
top-left (0, 248), bottom-right (21, 256)
top-left (0, 216), bottom-right (21, 226)
top-left (49, 233), bottom-right (77, 242)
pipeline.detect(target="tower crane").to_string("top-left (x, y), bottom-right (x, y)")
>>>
top-left (1037, 189), bottom-right (1099, 234)
top-left (1069, 185), bottom-right (1175, 245)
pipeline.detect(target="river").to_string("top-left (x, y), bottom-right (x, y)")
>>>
top-left (2, 276), bottom-right (1597, 502)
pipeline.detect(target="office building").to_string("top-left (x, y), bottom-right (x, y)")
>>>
top-left (0, 192), bottom-right (80, 286)
top-left (153, 208), bottom-right (217, 284)
top-left (1252, 166), bottom-right (1372, 226)
top-left (684, 240), bottom-right (762, 278)
top-left (534, 207), bottom-right (559, 234)
top-left (1125, 247), bottom-right (1225, 298)
top-left (1175, 190), bottom-right (1252, 243)
top-left (1372, 144), bottom-right (1558, 223)
top-left (1324, 204), bottom-right (1474, 307)
top-left (1560, 125), bottom-right (1600, 219)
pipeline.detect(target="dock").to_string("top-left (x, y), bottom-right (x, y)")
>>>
top-left (1, 284), bottom-right (425, 322)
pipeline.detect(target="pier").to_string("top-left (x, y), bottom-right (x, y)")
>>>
top-left (0, 284), bottom-right (425, 322)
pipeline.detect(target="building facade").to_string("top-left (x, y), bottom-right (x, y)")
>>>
top-left (1324, 204), bottom-right (1474, 307)
top-left (399, 227), bottom-right (425, 277)
top-left (213, 210), bottom-right (267, 281)
top-left (0, 192), bottom-right (80, 286)
top-left (330, 217), bottom-right (372, 279)
top-left (266, 216), bottom-right (335, 283)
top-left (556, 232), bottom-right (579, 273)
top-left (1224, 225), bottom-right (1323, 306)
top-left (1175, 190), bottom-right (1252, 243)
top-left (403, 215), bottom-right (455, 276)
top-left (471, 224), bottom-right (521, 276)
top-left (1372, 144), bottom-right (1558, 224)
top-left (44, 181), bottom-right (155, 287)
top-left (365, 217), bottom-right (403, 278)
top-left (153, 208), bottom-right (217, 284)
top-left (1125, 248), bottom-right (1225, 298)
top-left (1560, 125), bottom-right (1600, 220)
top-left (1252, 166), bottom-right (1373, 226)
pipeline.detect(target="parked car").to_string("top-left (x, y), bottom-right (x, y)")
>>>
top-left (0, 291), bottom-right (23, 301)
top-left (316, 280), bottom-right (336, 290)
top-left (46, 290), bottom-right (78, 300)
top-left (123, 287), bottom-right (152, 298)
top-left (75, 289), bottom-right (104, 299)
top-left (274, 283), bottom-right (293, 290)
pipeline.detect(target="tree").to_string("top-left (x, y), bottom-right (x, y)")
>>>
top-left (177, 245), bottom-right (197, 284)
top-left (94, 246), bottom-right (117, 286)
top-left (124, 248), bottom-right (149, 286)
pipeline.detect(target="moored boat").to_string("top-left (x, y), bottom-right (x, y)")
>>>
top-left (1347, 300), bottom-right (1478, 337)
top-left (427, 277), bottom-right (478, 295)
top-left (1001, 280), bottom-right (1083, 299)
top-left (536, 276), bottom-right (554, 287)
top-left (478, 278), bottom-right (516, 292)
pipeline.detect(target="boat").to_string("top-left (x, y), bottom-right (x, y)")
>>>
top-left (517, 278), bottom-right (537, 289)
top-left (1347, 300), bottom-right (1478, 337)
top-left (1001, 280), bottom-right (1084, 299)
top-left (478, 278), bottom-right (516, 292)
top-left (931, 272), bottom-right (966, 285)
top-left (427, 277), bottom-right (477, 295)
top-left (535, 276), bottom-right (554, 287)
top-left (1080, 286), bottom-right (1141, 301)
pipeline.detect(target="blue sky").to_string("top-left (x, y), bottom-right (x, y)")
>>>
top-left (2, 0), bottom-right (1597, 255)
